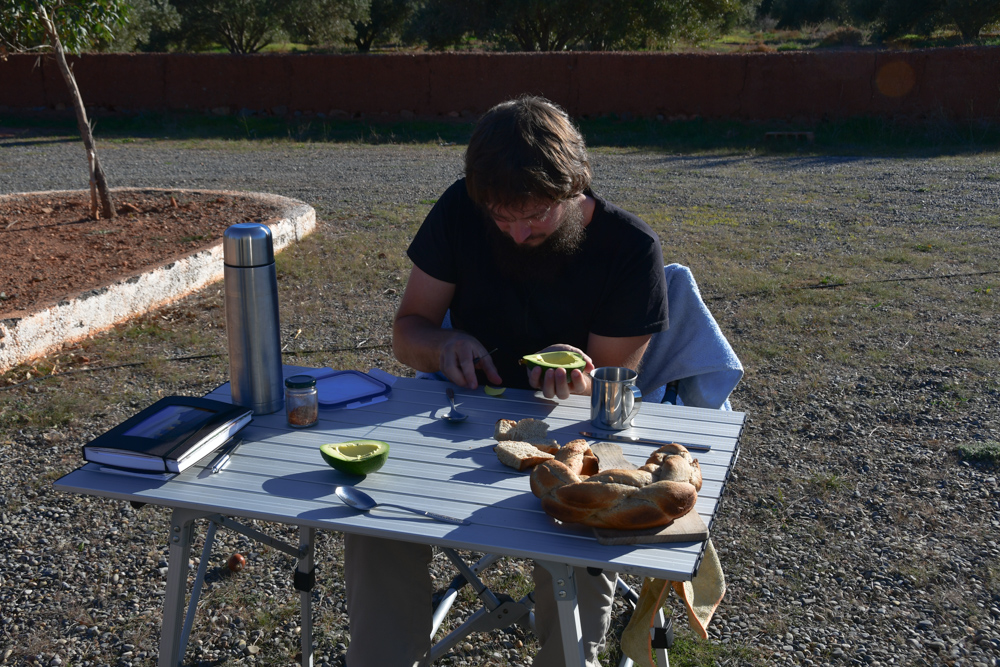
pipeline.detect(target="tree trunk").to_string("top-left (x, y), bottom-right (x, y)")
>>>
top-left (33, 1), bottom-right (116, 219)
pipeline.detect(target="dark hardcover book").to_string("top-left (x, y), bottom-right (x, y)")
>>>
top-left (82, 396), bottom-right (253, 473)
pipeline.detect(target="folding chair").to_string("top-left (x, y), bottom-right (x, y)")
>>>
top-left (636, 264), bottom-right (744, 411)
top-left (426, 264), bottom-right (743, 665)
top-left (429, 554), bottom-right (668, 666)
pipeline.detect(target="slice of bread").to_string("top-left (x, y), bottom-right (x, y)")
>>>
top-left (494, 418), bottom-right (520, 439)
top-left (495, 441), bottom-right (555, 471)
top-left (494, 418), bottom-right (558, 449)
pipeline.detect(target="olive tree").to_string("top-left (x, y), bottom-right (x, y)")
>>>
top-left (761, 0), bottom-right (1000, 41)
top-left (940, 0), bottom-right (1000, 40)
top-left (170, 0), bottom-right (289, 54)
top-left (284, 0), bottom-right (366, 48)
top-left (408, 0), bottom-right (756, 51)
top-left (633, 0), bottom-right (759, 48)
top-left (0, 0), bottom-right (124, 218)
top-left (763, 0), bottom-right (860, 27)
top-left (352, 0), bottom-right (419, 52)
top-left (1, 0), bottom-right (125, 52)
top-left (167, 0), bottom-right (373, 53)
top-left (106, 0), bottom-right (181, 52)
top-left (870, 0), bottom-right (1000, 41)
top-left (403, 0), bottom-right (482, 50)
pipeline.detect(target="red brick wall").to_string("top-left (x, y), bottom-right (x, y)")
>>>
top-left (2, 49), bottom-right (998, 122)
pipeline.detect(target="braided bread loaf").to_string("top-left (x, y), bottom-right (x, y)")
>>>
top-left (530, 442), bottom-right (702, 530)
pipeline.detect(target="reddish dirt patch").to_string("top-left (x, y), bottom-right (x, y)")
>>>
top-left (0, 189), bottom-right (282, 317)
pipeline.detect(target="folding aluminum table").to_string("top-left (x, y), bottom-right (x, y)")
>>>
top-left (54, 368), bottom-right (744, 667)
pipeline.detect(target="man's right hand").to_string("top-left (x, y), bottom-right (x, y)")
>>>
top-left (393, 266), bottom-right (503, 389)
top-left (439, 333), bottom-right (502, 390)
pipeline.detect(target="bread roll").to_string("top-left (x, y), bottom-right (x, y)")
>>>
top-left (494, 418), bottom-right (558, 450)
top-left (495, 441), bottom-right (555, 471)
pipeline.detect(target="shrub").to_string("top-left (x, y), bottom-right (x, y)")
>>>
top-left (820, 25), bottom-right (865, 46)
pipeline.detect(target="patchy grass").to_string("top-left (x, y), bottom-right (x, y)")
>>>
top-left (8, 108), bottom-right (1000, 156)
top-left (0, 379), bottom-right (101, 431)
top-left (807, 473), bottom-right (850, 497)
top-left (956, 440), bottom-right (1000, 465)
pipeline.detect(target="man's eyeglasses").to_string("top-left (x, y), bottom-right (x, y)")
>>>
top-left (489, 202), bottom-right (558, 228)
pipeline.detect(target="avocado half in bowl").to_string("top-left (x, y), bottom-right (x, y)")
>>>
top-left (320, 440), bottom-right (389, 476)
top-left (519, 350), bottom-right (587, 371)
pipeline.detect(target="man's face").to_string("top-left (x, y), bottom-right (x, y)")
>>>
top-left (488, 200), bottom-right (565, 246)
top-left (485, 196), bottom-right (586, 281)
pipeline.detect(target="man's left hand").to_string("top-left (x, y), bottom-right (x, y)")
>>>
top-left (526, 344), bottom-right (594, 399)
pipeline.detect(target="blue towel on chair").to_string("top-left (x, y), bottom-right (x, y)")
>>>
top-left (637, 264), bottom-right (743, 410)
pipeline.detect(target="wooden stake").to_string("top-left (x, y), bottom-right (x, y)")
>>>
top-left (87, 149), bottom-right (98, 219)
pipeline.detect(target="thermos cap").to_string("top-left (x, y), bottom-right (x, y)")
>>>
top-left (224, 223), bottom-right (275, 267)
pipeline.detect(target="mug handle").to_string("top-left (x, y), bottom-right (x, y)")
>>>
top-left (625, 385), bottom-right (643, 426)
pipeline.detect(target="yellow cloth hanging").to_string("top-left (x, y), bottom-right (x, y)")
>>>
top-left (620, 540), bottom-right (726, 667)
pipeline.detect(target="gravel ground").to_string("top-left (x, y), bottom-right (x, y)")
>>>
top-left (1, 135), bottom-right (999, 667)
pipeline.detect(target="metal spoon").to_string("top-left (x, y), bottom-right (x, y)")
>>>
top-left (443, 388), bottom-right (468, 423)
top-left (335, 486), bottom-right (469, 526)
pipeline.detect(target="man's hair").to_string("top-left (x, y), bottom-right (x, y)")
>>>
top-left (464, 96), bottom-right (591, 211)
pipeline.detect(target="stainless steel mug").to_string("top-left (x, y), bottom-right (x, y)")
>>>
top-left (224, 223), bottom-right (284, 414)
top-left (590, 367), bottom-right (643, 430)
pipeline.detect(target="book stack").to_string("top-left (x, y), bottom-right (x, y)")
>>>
top-left (83, 396), bottom-right (252, 474)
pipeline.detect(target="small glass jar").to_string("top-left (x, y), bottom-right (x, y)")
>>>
top-left (285, 375), bottom-right (318, 428)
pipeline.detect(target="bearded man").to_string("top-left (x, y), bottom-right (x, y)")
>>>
top-left (344, 96), bottom-right (669, 666)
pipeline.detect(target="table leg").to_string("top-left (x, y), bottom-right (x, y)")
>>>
top-left (298, 526), bottom-right (315, 667)
top-left (159, 508), bottom-right (208, 667)
top-left (655, 606), bottom-right (669, 667)
top-left (536, 560), bottom-right (586, 667)
top-left (180, 520), bottom-right (219, 652)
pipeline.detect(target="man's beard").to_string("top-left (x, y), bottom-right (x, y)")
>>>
top-left (486, 199), bottom-right (587, 282)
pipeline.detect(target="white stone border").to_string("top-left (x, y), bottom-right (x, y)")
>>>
top-left (0, 188), bottom-right (316, 373)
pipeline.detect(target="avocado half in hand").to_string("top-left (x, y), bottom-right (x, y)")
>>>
top-left (519, 350), bottom-right (587, 371)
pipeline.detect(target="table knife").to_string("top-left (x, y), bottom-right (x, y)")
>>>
top-left (208, 437), bottom-right (244, 474)
top-left (578, 430), bottom-right (711, 452)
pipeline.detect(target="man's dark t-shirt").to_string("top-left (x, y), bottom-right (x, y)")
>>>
top-left (407, 179), bottom-right (669, 389)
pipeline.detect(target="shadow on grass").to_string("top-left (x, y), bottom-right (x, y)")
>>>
top-left (0, 135), bottom-right (79, 148)
top-left (3, 109), bottom-right (1000, 157)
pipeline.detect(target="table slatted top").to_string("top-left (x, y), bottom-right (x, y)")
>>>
top-left (55, 369), bottom-right (743, 581)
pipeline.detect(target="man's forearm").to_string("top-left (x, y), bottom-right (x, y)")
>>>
top-left (394, 314), bottom-right (501, 389)
top-left (392, 314), bottom-right (454, 373)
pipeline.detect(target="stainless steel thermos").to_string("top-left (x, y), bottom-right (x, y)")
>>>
top-left (223, 223), bottom-right (284, 414)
